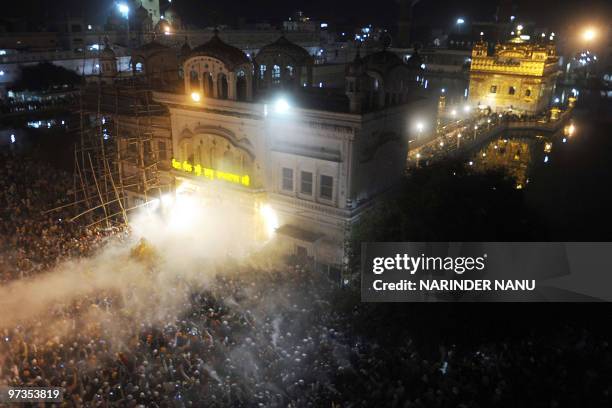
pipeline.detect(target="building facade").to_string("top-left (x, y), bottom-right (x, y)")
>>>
top-left (84, 30), bottom-right (421, 277)
top-left (468, 37), bottom-right (560, 114)
top-left (122, 33), bottom-right (418, 276)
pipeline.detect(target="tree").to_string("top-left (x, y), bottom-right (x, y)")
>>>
top-left (11, 62), bottom-right (82, 92)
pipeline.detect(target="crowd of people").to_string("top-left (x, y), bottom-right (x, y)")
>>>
top-left (0, 147), bottom-right (128, 283)
top-left (0, 144), bottom-right (611, 407)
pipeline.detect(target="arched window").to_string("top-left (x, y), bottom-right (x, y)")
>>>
top-left (525, 89), bottom-right (531, 97)
top-left (221, 148), bottom-right (233, 173)
top-left (237, 75), bottom-right (247, 101)
top-left (203, 73), bottom-right (213, 97)
top-left (195, 144), bottom-right (202, 165)
top-left (135, 62), bottom-right (143, 72)
top-left (286, 65), bottom-right (294, 77)
top-left (259, 65), bottom-right (266, 79)
top-left (272, 65), bottom-right (281, 83)
top-left (190, 70), bottom-right (199, 89)
top-left (218, 73), bottom-right (228, 99)
top-left (180, 140), bottom-right (193, 163)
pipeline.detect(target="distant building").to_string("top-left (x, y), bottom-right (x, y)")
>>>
top-left (468, 36), bottom-right (561, 114)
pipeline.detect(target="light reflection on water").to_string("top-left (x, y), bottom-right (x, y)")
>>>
top-left (471, 137), bottom-right (535, 188)
top-left (468, 122), bottom-right (576, 189)
top-left (419, 76), bottom-right (587, 189)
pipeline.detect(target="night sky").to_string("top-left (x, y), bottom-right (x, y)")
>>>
top-left (5, 0), bottom-right (611, 31)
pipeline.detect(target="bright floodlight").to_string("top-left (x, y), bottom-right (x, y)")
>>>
top-left (117, 3), bottom-right (129, 17)
top-left (456, 18), bottom-right (465, 25)
top-left (191, 92), bottom-right (201, 102)
top-left (161, 193), bottom-right (174, 207)
top-left (260, 204), bottom-right (279, 239)
top-left (274, 98), bottom-right (290, 113)
top-left (517, 24), bottom-right (524, 31)
top-left (416, 122), bottom-right (424, 132)
top-left (168, 194), bottom-right (198, 231)
top-left (583, 28), bottom-right (596, 42)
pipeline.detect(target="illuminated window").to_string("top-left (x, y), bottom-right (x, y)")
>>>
top-left (320, 175), bottom-right (333, 200)
top-left (300, 171), bottom-right (313, 195)
top-left (272, 65), bottom-right (281, 82)
top-left (286, 65), bottom-right (294, 77)
top-left (508, 86), bottom-right (516, 95)
top-left (490, 85), bottom-right (497, 93)
top-left (259, 65), bottom-right (266, 79)
top-left (135, 62), bottom-right (143, 72)
top-left (281, 168), bottom-right (293, 191)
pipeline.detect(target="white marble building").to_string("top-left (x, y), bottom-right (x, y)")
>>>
top-left (142, 33), bottom-right (419, 276)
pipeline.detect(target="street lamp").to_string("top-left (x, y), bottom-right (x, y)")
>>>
top-left (117, 3), bottom-right (129, 17)
top-left (456, 18), bottom-right (465, 34)
top-left (416, 122), bottom-right (424, 138)
top-left (274, 97), bottom-right (290, 114)
top-left (582, 28), bottom-right (596, 42)
top-left (190, 92), bottom-right (201, 102)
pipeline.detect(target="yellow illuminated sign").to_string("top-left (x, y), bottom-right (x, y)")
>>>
top-left (172, 158), bottom-right (250, 187)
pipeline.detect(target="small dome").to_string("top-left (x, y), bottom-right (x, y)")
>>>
top-left (256, 35), bottom-right (313, 65)
top-left (191, 31), bottom-right (249, 69)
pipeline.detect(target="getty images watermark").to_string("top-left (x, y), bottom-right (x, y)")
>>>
top-left (361, 242), bottom-right (612, 302)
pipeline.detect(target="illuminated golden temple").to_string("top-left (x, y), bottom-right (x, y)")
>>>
top-left (468, 36), bottom-right (560, 114)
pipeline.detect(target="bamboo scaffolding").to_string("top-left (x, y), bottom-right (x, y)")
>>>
top-left (60, 82), bottom-right (171, 229)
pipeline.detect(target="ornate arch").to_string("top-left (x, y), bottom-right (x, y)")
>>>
top-left (192, 125), bottom-right (255, 159)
